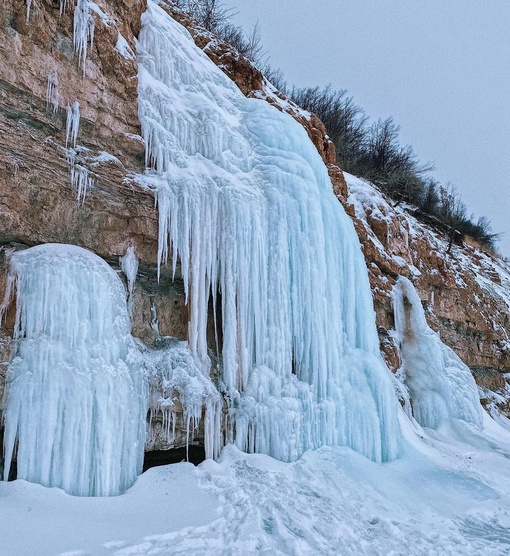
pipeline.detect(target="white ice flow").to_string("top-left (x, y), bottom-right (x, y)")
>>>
top-left (393, 276), bottom-right (483, 429)
top-left (137, 1), bottom-right (400, 462)
top-left (0, 244), bottom-right (147, 497)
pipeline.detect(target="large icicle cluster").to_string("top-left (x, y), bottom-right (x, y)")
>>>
top-left (137, 2), bottom-right (400, 463)
top-left (392, 277), bottom-right (483, 429)
top-left (145, 340), bottom-right (222, 459)
top-left (0, 244), bottom-right (147, 497)
top-left (73, 0), bottom-right (95, 74)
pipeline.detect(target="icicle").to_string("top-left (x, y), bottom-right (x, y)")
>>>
top-left (392, 276), bottom-right (483, 429)
top-left (136, 2), bottom-right (401, 463)
top-left (69, 162), bottom-right (94, 205)
top-left (46, 72), bottom-right (60, 113)
top-left (1, 244), bottom-right (147, 496)
top-left (25, 0), bottom-right (36, 23)
top-left (73, 0), bottom-right (94, 75)
top-left (66, 101), bottom-right (80, 147)
top-left (120, 246), bottom-right (138, 315)
top-left (59, 0), bottom-right (72, 15)
top-left (150, 301), bottom-right (161, 342)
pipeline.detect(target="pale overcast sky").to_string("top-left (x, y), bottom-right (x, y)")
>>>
top-left (224, 0), bottom-right (510, 257)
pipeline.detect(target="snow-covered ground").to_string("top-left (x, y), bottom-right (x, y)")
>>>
top-left (2, 411), bottom-right (510, 555)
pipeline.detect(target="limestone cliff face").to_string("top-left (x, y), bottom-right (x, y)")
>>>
top-left (1, 0), bottom-right (509, 453)
top-left (352, 179), bottom-right (510, 398)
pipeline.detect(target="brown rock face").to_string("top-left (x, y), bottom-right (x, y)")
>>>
top-left (0, 1), bottom-right (201, 453)
top-left (346, 178), bottom-right (510, 397)
top-left (0, 0), bottom-right (154, 259)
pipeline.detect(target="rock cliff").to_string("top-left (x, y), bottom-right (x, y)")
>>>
top-left (1, 0), bottom-right (509, 466)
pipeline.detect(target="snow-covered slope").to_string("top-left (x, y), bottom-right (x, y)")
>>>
top-left (3, 418), bottom-right (510, 554)
top-left (346, 172), bottom-right (510, 405)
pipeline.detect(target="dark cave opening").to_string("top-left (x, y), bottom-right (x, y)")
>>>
top-left (142, 445), bottom-right (206, 472)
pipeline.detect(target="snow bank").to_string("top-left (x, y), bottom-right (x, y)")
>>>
top-left (4, 423), bottom-right (510, 555)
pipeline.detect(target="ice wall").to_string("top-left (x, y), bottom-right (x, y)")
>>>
top-left (392, 276), bottom-right (483, 429)
top-left (137, 2), bottom-right (400, 462)
top-left (0, 244), bottom-right (147, 496)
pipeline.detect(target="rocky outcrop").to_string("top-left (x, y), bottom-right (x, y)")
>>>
top-left (0, 0), bottom-right (197, 451)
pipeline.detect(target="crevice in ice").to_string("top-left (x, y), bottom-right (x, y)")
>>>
top-left (120, 245), bottom-right (138, 315)
top-left (46, 72), bottom-right (61, 114)
top-left (136, 2), bottom-right (401, 463)
top-left (66, 101), bottom-right (80, 148)
top-left (392, 276), bottom-right (484, 429)
top-left (1, 244), bottom-right (147, 496)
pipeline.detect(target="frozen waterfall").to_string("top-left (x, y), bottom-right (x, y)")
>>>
top-left (0, 244), bottom-right (147, 496)
top-left (392, 276), bottom-right (483, 429)
top-left (137, 1), bottom-right (400, 462)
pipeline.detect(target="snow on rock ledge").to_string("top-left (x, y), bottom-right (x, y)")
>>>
top-left (346, 172), bottom-right (510, 391)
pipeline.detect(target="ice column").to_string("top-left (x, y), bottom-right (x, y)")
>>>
top-left (46, 72), bottom-right (60, 113)
top-left (73, 0), bottom-right (94, 74)
top-left (137, 2), bottom-right (400, 462)
top-left (69, 161), bottom-right (94, 205)
top-left (66, 101), bottom-right (80, 148)
top-left (392, 276), bottom-right (483, 429)
top-left (25, 0), bottom-right (35, 24)
top-left (1, 244), bottom-right (147, 496)
top-left (120, 245), bottom-right (139, 315)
